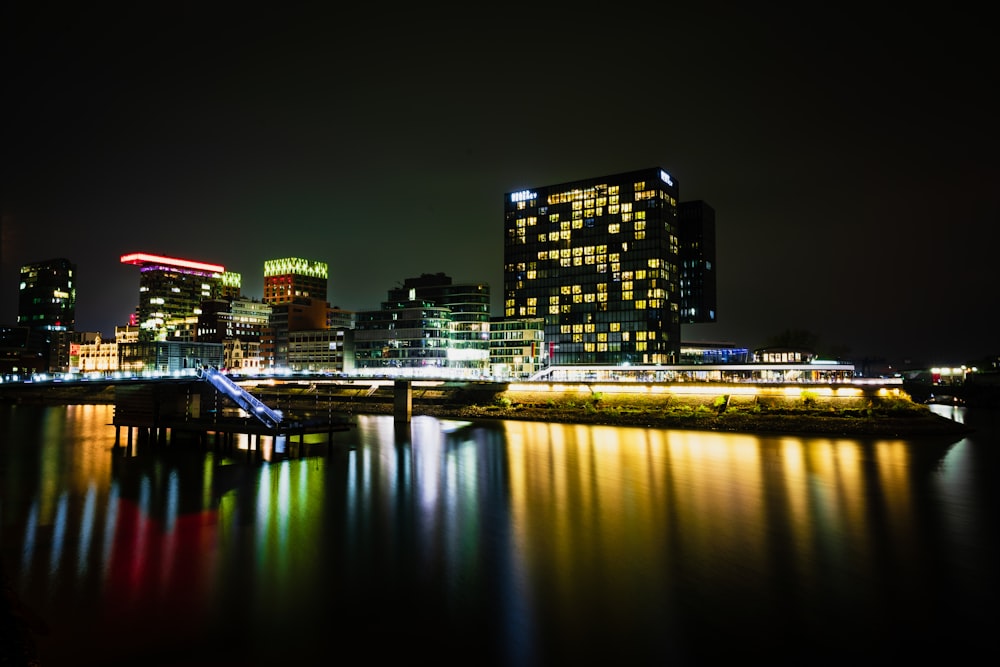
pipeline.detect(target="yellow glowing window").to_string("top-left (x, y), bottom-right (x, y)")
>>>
top-left (610, 322), bottom-right (620, 332)
top-left (538, 251), bottom-right (548, 260)
top-left (622, 280), bottom-right (633, 290)
top-left (572, 200), bottom-right (583, 210)
top-left (636, 300), bottom-right (646, 309)
top-left (635, 231), bottom-right (645, 240)
top-left (585, 323), bottom-right (595, 333)
top-left (623, 291), bottom-right (633, 300)
top-left (560, 230), bottom-right (571, 240)
top-left (637, 342), bottom-right (647, 351)
top-left (549, 296), bottom-right (560, 305)
top-left (505, 307), bottom-right (514, 316)
top-left (584, 293), bottom-right (595, 302)
top-left (573, 334), bottom-right (583, 343)
top-left (573, 324), bottom-right (583, 333)
top-left (597, 292), bottom-right (607, 302)
top-left (609, 223), bottom-right (620, 234)
top-left (622, 203), bottom-right (632, 212)
top-left (622, 213), bottom-right (632, 222)
top-left (572, 219), bottom-right (583, 229)
top-left (597, 283), bottom-right (607, 292)
top-left (636, 270), bottom-right (646, 279)
top-left (597, 263), bottom-right (607, 273)
top-left (527, 297), bottom-right (536, 306)
top-left (518, 307), bottom-right (526, 316)
top-left (584, 343), bottom-right (595, 352)
top-left (560, 325), bottom-right (571, 333)
top-left (573, 294), bottom-right (582, 303)
top-left (648, 331), bottom-right (656, 339)
top-left (516, 218), bottom-right (526, 228)
top-left (634, 181), bottom-right (645, 191)
top-left (622, 331), bottom-right (630, 341)
top-left (598, 342), bottom-right (608, 352)
top-left (527, 270), bottom-right (536, 279)
top-left (597, 333), bottom-right (607, 342)
top-left (585, 255), bottom-right (595, 265)
top-left (560, 258), bottom-right (571, 267)
top-left (561, 285), bottom-right (572, 295)
top-left (561, 221), bottom-right (571, 231)
top-left (548, 232), bottom-right (559, 242)
top-left (560, 249), bottom-right (571, 258)
top-left (527, 216), bottom-right (537, 226)
top-left (635, 220), bottom-right (646, 230)
top-left (550, 213), bottom-right (559, 222)
top-left (561, 305), bottom-right (571, 313)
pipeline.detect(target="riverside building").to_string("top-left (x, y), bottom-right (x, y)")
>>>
top-left (120, 253), bottom-right (239, 342)
top-left (505, 167), bottom-right (707, 366)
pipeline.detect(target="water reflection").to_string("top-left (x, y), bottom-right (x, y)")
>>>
top-left (1, 404), bottom-right (994, 665)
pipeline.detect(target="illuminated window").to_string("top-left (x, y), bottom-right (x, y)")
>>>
top-left (635, 300), bottom-right (646, 309)
top-left (609, 223), bottom-right (620, 234)
top-left (623, 291), bottom-right (633, 300)
top-left (610, 322), bottom-right (620, 332)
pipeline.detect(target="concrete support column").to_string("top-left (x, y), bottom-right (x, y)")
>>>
top-left (394, 380), bottom-right (412, 423)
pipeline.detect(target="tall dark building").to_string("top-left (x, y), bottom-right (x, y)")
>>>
top-left (504, 167), bottom-right (685, 366)
top-left (678, 200), bottom-right (717, 323)
top-left (17, 257), bottom-right (76, 332)
top-left (17, 258), bottom-right (76, 372)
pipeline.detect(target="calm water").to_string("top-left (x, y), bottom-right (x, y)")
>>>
top-left (1, 402), bottom-right (997, 666)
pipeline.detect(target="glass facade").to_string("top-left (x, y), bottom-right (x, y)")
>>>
top-left (504, 167), bottom-right (681, 366)
top-left (353, 300), bottom-right (452, 370)
top-left (678, 200), bottom-right (717, 323)
top-left (121, 254), bottom-right (226, 342)
top-left (17, 257), bottom-right (76, 332)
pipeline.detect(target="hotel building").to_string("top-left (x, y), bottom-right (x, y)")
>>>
top-left (504, 167), bottom-right (691, 366)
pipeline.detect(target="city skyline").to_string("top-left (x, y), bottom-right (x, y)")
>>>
top-left (3, 6), bottom-right (996, 365)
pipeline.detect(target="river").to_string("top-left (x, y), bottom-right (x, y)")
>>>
top-left (1, 402), bottom-right (997, 666)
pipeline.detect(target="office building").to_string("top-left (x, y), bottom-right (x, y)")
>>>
top-left (263, 257), bottom-right (328, 305)
top-left (678, 200), bottom-right (717, 323)
top-left (16, 258), bottom-right (77, 372)
top-left (17, 258), bottom-right (76, 332)
top-left (121, 252), bottom-right (229, 342)
top-left (489, 316), bottom-right (545, 379)
top-left (386, 273), bottom-right (491, 373)
top-left (504, 167), bottom-right (688, 366)
top-left (353, 296), bottom-right (452, 373)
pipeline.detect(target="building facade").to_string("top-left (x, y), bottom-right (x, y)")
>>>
top-left (504, 167), bottom-right (684, 366)
top-left (386, 273), bottom-right (491, 373)
top-left (353, 298), bottom-right (452, 373)
top-left (263, 257), bottom-right (328, 305)
top-left (678, 200), bottom-right (717, 324)
top-left (489, 316), bottom-right (545, 379)
top-left (17, 257), bottom-right (77, 372)
top-left (121, 253), bottom-right (229, 342)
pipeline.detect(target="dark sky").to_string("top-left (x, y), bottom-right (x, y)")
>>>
top-left (3, 5), bottom-right (997, 365)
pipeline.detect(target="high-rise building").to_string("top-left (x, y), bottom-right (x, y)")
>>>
top-left (504, 167), bottom-right (687, 366)
top-left (120, 252), bottom-right (229, 342)
top-left (17, 257), bottom-right (76, 332)
top-left (678, 200), bottom-right (717, 324)
top-left (17, 257), bottom-right (77, 372)
top-left (386, 273), bottom-right (491, 372)
top-left (263, 257), bottom-right (328, 305)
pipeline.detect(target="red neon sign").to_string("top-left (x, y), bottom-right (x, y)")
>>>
top-left (120, 253), bottom-right (225, 273)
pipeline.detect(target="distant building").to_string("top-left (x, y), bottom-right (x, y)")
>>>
top-left (120, 252), bottom-right (230, 343)
top-left (678, 201), bottom-right (717, 324)
top-left (489, 316), bottom-right (545, 379)
top-left (16, 257), bottom-right (77, 372)
top-left (504, 167), bottom-right (714, 367)
top-left (386, 273), bottom-right (491, 373)
top-left (353, 297), bottom-right (452, 373)
top-left (263, 257), bottom-right (328, 305)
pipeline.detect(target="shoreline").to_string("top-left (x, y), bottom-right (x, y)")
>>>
top-left (0, 382), bottom-right (974, 439)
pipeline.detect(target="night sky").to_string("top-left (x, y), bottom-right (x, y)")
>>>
top-left (3, 5), bottom-right (996, 365)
